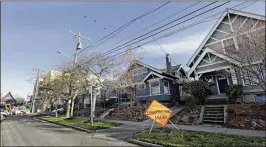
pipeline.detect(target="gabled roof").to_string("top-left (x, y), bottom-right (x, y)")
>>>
top-left (1, 92), bottom-right (16, 102)
top-left (187, 48), bottom-right (240, 76)
top-left (186, 8), bottom-right (265, 67)
top-left (160, 65), bottom-right (181, 73)
top-left (126, 60), bottom-right (178, 80)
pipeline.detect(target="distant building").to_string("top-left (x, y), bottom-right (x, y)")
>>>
top-left (1, 92), bottom-right (17, 107)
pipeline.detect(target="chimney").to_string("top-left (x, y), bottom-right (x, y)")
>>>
top-left (166, 54), bottom-right (171, 74)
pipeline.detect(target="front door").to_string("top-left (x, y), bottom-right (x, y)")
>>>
top-left (217, 75), bottom-right (228, 94)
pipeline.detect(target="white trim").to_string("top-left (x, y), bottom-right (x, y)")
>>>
top-left (216, 29), bottom-right (230, 35)
top-left (231, 14), bottom-right (238, 24)
top-left (210, 37), bottom-right (218, 41)
top-left (211, 54), bottom-right (217, 63)
top-left (147, 78), bottom-right (161, 82)
top-left (215, 75), bottom-right (221, 95)
top-left (251, 20), bottom-right (260, 30)
top-left (187, 48), bottom-right (239, 76)
top-left (197, 65), bottom-right (232, 75)
top-left (197, 60), bottom-right (227, 68)
top-left (221, 21), bottom-right (230, 25)
top-left (142, 72), bottom-right (163, 83)
top-left (186, 9), bottom-right (265, 67)
top-left (238, 17), bottom-right (248, 30)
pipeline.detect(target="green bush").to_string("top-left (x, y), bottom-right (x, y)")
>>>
top-left (226, 84), bottom-right (243, 104)
top-left (183, 81), bottom-right (211, 105)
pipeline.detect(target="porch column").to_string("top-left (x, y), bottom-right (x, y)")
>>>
top-left (194, 70), bottom-right (199, 80)
top-left (230, 68), bottom-right (238, 84)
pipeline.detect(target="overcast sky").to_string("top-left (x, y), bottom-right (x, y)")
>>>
top-left (2, 1), bottom-right (265, 98)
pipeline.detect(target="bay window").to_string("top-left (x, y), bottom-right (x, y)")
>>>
top-left (150, 80), bottom-right (160, 95)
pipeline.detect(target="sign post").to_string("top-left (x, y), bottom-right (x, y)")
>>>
top-left (144, 100), bottom-right (181, 134)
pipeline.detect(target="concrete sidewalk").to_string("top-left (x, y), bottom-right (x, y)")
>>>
top-left (102, 118), bottom-right (266, 137)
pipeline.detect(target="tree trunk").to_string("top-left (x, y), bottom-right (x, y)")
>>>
top-left (66, 100), bottom-right (71, 118)
top-left (90, 87), bottom-right (100, 126)
top-left (49, 103), bottom-right (52, 115)
top-left (70, 92), bottom-right (79, 117)
top-left (55, 103), bottom-right (58, 117)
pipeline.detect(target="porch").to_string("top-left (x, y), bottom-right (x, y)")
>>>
top-left (197, 70), bottom-right (234, 104)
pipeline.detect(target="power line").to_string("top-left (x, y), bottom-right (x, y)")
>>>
top-left (102, 17), bottom-right (220, 62)
top-left (102, 1), bottom-right (254, 63)
top-left (79, 1), bottom-right (171, 53)
top-left (115, 1), bottom-right (201, 45)
top-left (100, 2), bottom-right (229, 57)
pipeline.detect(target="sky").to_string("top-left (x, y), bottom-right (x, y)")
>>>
top-left (1, 1), bottom-right (265, 98)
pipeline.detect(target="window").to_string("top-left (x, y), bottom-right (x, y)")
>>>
top-left (150, 80), bottom-right (160, 95)
top-left (132, 67), bottom-right (148, 76)
top-left (163, 81), bottom-right (170, 94)
top-left (138, 83), bottom-right (146, 90)
top-left (255, 94), bottom-right (265, 103)
top-left (242, 64), bottom-right (264, 86)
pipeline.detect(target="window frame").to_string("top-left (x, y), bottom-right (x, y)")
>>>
top-left (149, 79), bottom-right (160, 95)
top-left (163, 80), bottom-right (170, 94)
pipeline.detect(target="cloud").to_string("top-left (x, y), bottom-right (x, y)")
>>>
top-left (136, 31), bottom-right (208, 57)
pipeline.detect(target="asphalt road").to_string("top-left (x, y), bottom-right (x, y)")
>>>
top-left (0, 116), bottom-right (137, 146)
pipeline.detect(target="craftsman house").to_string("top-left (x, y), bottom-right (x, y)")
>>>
top-left (187, 9), bottom-right (265, 103)
top-left (122, 54), bottom-right (186, 103)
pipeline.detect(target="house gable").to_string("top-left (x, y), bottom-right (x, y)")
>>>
top-left (1, 92), bottom-right (16, 102)
top-left (188, 48), bottom-right (240, 76)
top-left (187, 9), bottom-right (265, 69)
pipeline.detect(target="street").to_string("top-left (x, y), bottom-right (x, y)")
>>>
top-left (0, 116), bottom-right (136, 146)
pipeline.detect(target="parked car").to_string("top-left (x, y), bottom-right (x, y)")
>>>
top-left (51, 108), bottom-right (65, 115)
top-left (1, 111), bottom-right (8, 121)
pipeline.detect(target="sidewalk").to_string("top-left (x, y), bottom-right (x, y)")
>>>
top-left (102, 118), bottom-right (266, 137)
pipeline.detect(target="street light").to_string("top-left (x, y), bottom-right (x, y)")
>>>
top-left (57, 50), bottom-right (74, 61)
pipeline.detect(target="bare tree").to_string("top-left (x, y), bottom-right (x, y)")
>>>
top-left (215, 16), bottom-right (265, 90)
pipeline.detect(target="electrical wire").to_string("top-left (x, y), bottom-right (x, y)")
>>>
top-left (115, 1), bottom-right (202, 45)
top-left (100, 2), bottom-right (229, 57)
top-left (79, 1), bottom-right (171, 53)
top-left (102, 1), bottom-right (255, 63)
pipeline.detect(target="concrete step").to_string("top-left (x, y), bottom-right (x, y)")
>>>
top-left (204, 113), bottom-right (224, 116)
top-left (202, 120), bottom-right (224, 123)
top-left (205, 108), bottom-right (224, 111)
top-left (203, 116), bottom-right (224, 119)
top-left (204, 110), bottom-right (224, 113)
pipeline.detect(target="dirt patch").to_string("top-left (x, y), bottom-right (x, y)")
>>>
top-left (226, 104), bottom-right (266, 130)
top-left (105, 103), bottom-right (149, 122)
top-left (169, 106), bottom-right (201, 125)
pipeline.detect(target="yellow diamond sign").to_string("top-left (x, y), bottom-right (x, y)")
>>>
top-left (144, 100), bottom-right (172, 127)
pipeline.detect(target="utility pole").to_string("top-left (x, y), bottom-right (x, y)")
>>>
top-left (67, 30), bottom-right (88, 118)
top-left (32, 68), bottom-right (44, 113)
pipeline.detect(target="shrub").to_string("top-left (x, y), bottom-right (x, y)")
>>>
top-left (182, 81), bottom-right (211, 105)
top-left (226, 84), bottom-right (243, 104)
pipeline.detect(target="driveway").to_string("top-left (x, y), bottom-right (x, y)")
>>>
top-left (1, 116), bottom-right (137, 146)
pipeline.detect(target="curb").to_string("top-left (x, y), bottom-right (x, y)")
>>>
top-left (127, 139), bottom-right (162, 147)
top-left (36, 118), bottom-right (91, 133)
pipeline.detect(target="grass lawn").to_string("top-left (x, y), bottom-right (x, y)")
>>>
top-left (40, 116), bottom-right (120, 130)
top-left (133, 128), bottom-right (266, 147)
